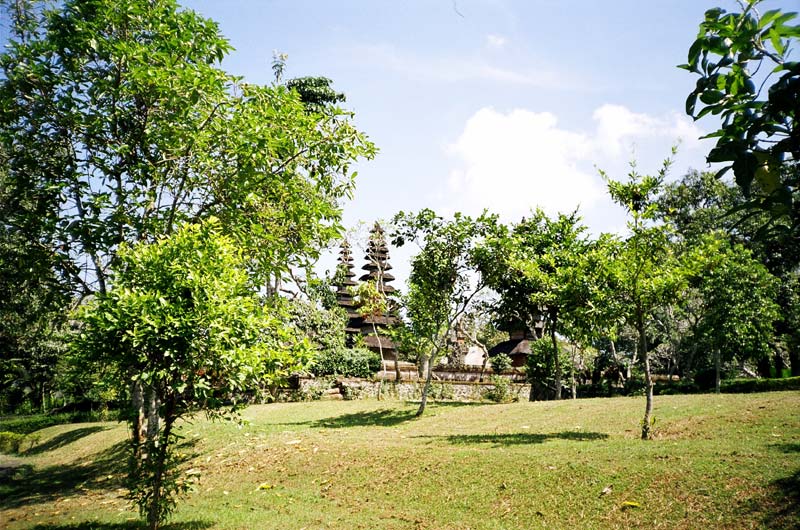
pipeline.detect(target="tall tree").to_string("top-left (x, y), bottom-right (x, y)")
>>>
top-left (687, 234), bottom-right (779, 391)
top-left (474, 210), bottom-right (590, 400)
top-left (604, 157), bottom-right (685, 440)
top-left (0, 0), bottom-right (375, 300)
top-left (392, 209), bottom-right (492, 416)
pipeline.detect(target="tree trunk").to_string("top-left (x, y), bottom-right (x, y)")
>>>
top-left (373, 322), bottom-right (384, 400)
top-left (416, 356), bottom-right (435, 417)
top-left (550, 324), bottom-right (561, 400)
top-left (570, 345), bottom-right (578, 399)
top-left (715, 348), bottom-right (721, 394)
top-left (639, 313), bottom-right (654, 440)
top-left (394, 352), bottom-right (402, 382)
top-left (145, 386), bottom-right (160, 443)
top-left (789, 340), bottom-right (800, 377)
top-left (147, 403), bottom-right (175, 530)
top-left (774, 349), bottom-right (785, 379)
top-left (478, 346), bottom-right (490, 383)
top-left (131, 380), bottom-right (146, 462)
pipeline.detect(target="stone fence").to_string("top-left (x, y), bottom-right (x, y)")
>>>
top-left (296, 376), bottom-right (531, 402)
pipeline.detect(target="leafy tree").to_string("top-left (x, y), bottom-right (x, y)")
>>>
top-left (0, 160), bottom-right (70, 412)
top-left (353, 280), bottom-right (390, 392)
top-left (392, 209), bottom-right (492, 416)
top-left (0, 0), bottom-right (375, 300)
top-left (658, 171), bottom-right (799, 375)
top-left (76, 219), bottom-right (314, 529)
top-left (687, 234), bottom-right (779, 391)
top-left (681, 1), bottom-right (799, 233)
top-left (604, 157), bottom-right (686, 439)
top-left (0, 0), bottom-right (373, 428)
top-left (475, 209), bottom-right (590, 400)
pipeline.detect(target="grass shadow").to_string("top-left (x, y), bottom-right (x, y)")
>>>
top-left (773, 442), bottom-right (800, 454)
top-left (24, 425), bottom-right (109, 455)
top-left (418, 431), bottom-right (610, 446)
top-left (277, 401), bottom-right (482, 429)
top-left (755, 469), bottom-right (800, 530)
top-left (29, 522), bottom-right (212, 530)
top-left (0, 440), bottom-right (129, 510)
top-left (310, 408), bottom-right (418, 428)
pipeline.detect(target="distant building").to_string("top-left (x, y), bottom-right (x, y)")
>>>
top-left (335, 223), bottom-right (399, 360)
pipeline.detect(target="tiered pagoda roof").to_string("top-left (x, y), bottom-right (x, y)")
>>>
top-left (335, 223), bottom-right (400, 359)
top-left (336, 240), bottom-right (362, 339)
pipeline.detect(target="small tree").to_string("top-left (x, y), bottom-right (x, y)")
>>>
top-left (604, 156), bottom-right (686, 440)
top-left (76, 220), bottom-right (313, 529)
top-left (392, 210), bottom-right (492, 416)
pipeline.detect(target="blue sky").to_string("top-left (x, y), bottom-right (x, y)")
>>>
top-left (183, 0), bottom-right (795, 283)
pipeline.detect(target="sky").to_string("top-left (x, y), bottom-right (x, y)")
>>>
top-left (6, 0), bottom-right (796, 286)
top-left (181, 0), bottom-right (795, 286)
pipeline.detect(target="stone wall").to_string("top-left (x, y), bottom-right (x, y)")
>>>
top-left (297, 377), bottom-right (531, 402)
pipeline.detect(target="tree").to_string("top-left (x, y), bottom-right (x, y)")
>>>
top-left (76, 219), bottom-right (314, 529)
top-left (687, 234), bottom-right (779, 391)
top-left (0, 0), bottom-right (373, 432)
top-left (474, 210), bottom-right (590, 400)
top-left (681, 1), bottom-right (799, 233)
top-left (604, 157), bottom-right (686, 439)
top-left (658, 170), bottom-right (799, 376)
top-left (391, 210), bottom-right (492, 416)
top-left (0, 0), bottom-right (375, 300)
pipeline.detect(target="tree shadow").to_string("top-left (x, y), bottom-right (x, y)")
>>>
top-left (772, 442), bottom-right (800, 454)
top-left (0, 440), bottom-right (129, 510)
top-left (278, 401), bottom-right (482, 429)
top-left (29, 522), bottom-right (212, 530)
top-left (24, 426), bottom-right (109, 455)
top-left (753, 469), bottom-right (800, 530)
top-left (309, 408), bottom-right (418, 428)
top-left (416, 431), bottom-right (610, 446)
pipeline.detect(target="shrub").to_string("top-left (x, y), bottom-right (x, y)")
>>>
top-left (311, 347), bottom-right (381, 378)
top-left (483, 376), bottom-right (519, 404)
top-left (0, 431), bottom-right (28, 454)
top-left (721, 377), bottom-right (800, 393)
top-left (490, 353), bottom-right (512, 374)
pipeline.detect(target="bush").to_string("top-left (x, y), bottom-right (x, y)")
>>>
top-left (490, 353), bottom-right (512, 374)
top-left (721, 377), bottom-right (800, 393)
top-left (311, 347), bottom-right (381, 378)
top-left (483, 376), bottom-right (519, 404)
top-left (0, 431), bottom-right (27, 453)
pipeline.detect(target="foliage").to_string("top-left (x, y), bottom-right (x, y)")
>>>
top-left (603, 156), bottom-right (686, 439)
top-left (687, 234), bottom-right (779, 376)
top-left (482, 376), bottom-right (518, 404)
top-left (391, 209), bottom-right (494, 415)
top-left (680, 0), bottom-right (799, 233)
top-left (720, 375), bottom-right (800, 393)
top-left (0, 0), bottom-right (375, 299)
top-left (75, 219), bottom-right (314, 529)
top-left (489, 352), bottom-right (512, 374)
top-left (310, 347), bottom-right (381, 378)
top-left (0, 431), bottom-right (28, 453)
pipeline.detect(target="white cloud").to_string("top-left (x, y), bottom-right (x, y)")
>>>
top-left (592, 104), bottom-right (704, 156)
top-left (486, 34), bottom-right (508, 50)
top-left (445, 108), bottom-right (600, 220)
top-left (442, 105), bottom-right (709, 228)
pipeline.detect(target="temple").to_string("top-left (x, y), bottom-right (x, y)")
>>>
top-left (335, 223), bottom-right (399, 360)
top-left (335, 240), bottom-right (362, 346)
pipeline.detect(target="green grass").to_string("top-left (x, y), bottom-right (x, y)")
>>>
top-left (1, 393), bottom-right (798, 529)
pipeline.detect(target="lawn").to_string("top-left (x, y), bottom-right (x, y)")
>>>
top-left (1, 392), bottom-right (798, 529)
